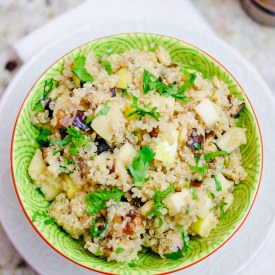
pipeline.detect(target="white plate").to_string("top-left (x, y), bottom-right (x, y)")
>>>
top-left (1, 19), bottom-right (275, 275)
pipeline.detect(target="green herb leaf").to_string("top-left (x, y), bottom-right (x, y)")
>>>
top-left (164, 248), bottom-right (183, 260)
top-left (190, 186), bottom-right (197, 200)
top-left (51, 127), bottom-right (89, 156)
top-left (115, 247), bottom-right (124, 254)
top-left (146, 184), bottom-right (174, 229)
top-left (101, 60), bottom-right (112, 75)
top-left (90, 217), bottom-right (108, 238)
top-left (36, 128), bottom-right (51, 147)
top-left (86, 103), bottom-right (111, 124)
top-left (128, 95), bottom-right (161, 121)
top-left (72, 56), bottom-right (94, 83)
top-left (178, 73), bottom-right (196, 94)
top-left (43, 78), bottom-right (55, 98)
top-left (86, 188), bottom-right (124, 215)
top-left (128, 146), bottom-right (155, 188)
top-left (32, 210), bottom-right (54, 225)
top-left (143, 69), bottom-right (192, 101)
top-left (188, 164), bottom-right (208, 182)
top-left (53, 149), bottom-right (62, 156)
top-left (178, 225), bottom-right (190, 253)
top-left (219, 200), bottom-right (228, 219)
top-left (52, 136), bottom-right (71, 147)
top-left (204, 150), bottom-right (229, 163)
top-left (212, 175), bottom-right (222, 192)
top-left (33, 102), bottom-right (44, 112)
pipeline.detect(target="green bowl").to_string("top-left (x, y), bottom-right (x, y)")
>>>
top-left (11, 33), bottom-right (263, 275)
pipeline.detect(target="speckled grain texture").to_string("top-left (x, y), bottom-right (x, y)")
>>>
top-left (0, 0), bottom-right (274, 274)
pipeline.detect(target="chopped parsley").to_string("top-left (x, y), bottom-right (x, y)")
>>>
top-left (188, 163), bottom-right (208, 182)
top-left (146, 184), bottom-right (174, 229)
top-left (142, 69), bottom-right (190, 101)
top-left (34, 102), bottom-right (44, 112)
top-left (32, 210), bottom-right (54, 225)
top-left (115, 247), bottom-right (124, 254)
top-left (51, 127), bottom-right (89, 156)
top-left (178, 73), bottom-right (196, 94)
top-left (72, 56), bottom-right (94, 83)
top-left (101, 60), bottom-right (112, 75)
top-left (86, 188), bottom-right (124, 215)
top-left (36, 128), bottom-right (51, 147)
top-left (212, 175), bottom-right (222, 192)
top-left (90, 217), bottom-right (108, 238)
top-left (127, 95), bottom-right (160, 121)
top-left (178, 225), bottom-right (190, 252)
top-left (219, 200), bottom-right (228, 219)
top-left (204, 150), bottom-right (229, 163)
top-left (128, 146), bottom-right (155, 188)
top-left (164, 225), bottom-right (189, 260)
top-left (33, 78), bottom-right (55, 111)
top-left (86, 102), bottom-right (111, 124)
top-left (164, 247), bottom-right (183, 260)
top-left (190, 187), bottom-right (197, 200)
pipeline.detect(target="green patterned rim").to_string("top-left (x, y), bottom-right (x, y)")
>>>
top-left (11, 33), bottom-right (263, 275)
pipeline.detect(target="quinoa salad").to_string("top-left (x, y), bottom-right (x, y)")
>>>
top-left (28, 46), bottom-right (247, 263)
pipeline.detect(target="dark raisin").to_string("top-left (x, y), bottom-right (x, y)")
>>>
top-left (96, 138), bottom-right (110, 154)
top-left (168, 63), bottom-right (178, 68)
top-left (233, 103), bottom-right (245, 117)
top-left (187, 128), bottom-right (204, 150)
top-left (149, 127), bottom-right (159, 138)
top-left (5, 60), bottom-right (18, 72)
top-left (59, 128), bottom-right (68, 139)
top-left (110, 164), bottom-right (115, 174)
top-left (205, 130), bottom-right (216, 140)
top-left (132, 197), bottom-right (143, 207)
top-left (40, 98), bottom-right (53, 117)
top-left (190, 180), bottom-right (202, 187)
top-left (110, 88), bottom-right (116, 97)
top-left (227, 94), bottom-right (233, 104)
top-left (73, 110), bottom-right (88, 131)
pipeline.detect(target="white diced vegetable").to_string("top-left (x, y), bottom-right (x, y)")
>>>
top-left (163, 190), bottom-right (191, 216)
top-left (115, 68), bottom-right (129, 89)
top-left (40, 184), bottom-right (62, 201)
top-left (140, 200), bottom-right (154, 216)
top-left (195, 195), bottom-right (213, 219)
top-left (28, 149), bottom-right (47, 178)
top-left (61, 174), bottom-right (80, 199)
top-left (152, 96), bottom-right (175, 115)
top-left (190, 211), bottom-right (218, 237)
top-left (116, 142), bottom-right (136, 167)
top-left (195, 99), bottom-right (219, 128)
top-left (155, 47), bottom-right (171, 66)
top-left (154, 129), bottom-right (178, 164)
top-left (208, 173), bottom-right (234, 197)
top-left (215, 127), bottom-right (247, 153)
top-left (28, 149), bottom-right (62, 201)
top-left (91, 108), bottom-right (114, 142)
top-left (223, 193), bottom-right (234, 212)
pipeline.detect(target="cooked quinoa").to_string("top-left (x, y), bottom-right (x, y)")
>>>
top-left (28, 46), bottom-right (247, 263)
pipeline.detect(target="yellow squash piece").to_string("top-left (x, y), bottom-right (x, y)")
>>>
top-left (115, 68), bottom-right (129, 89)
top-left (61, 174), bottom-right (80, 199)
top-left (28, 149), bottom-right (62, 201)
top-left (191, 211), bottom-right (218, 238)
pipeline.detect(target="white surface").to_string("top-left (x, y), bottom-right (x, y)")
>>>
top-left (1, 19), bottom-right (275, 275)
top-left (14, 0), bottom-right (214, 62)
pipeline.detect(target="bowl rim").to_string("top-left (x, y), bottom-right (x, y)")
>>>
top-left (10, 32), bottom-right (264, 275)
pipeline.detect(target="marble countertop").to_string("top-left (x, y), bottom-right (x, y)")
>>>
top-left (0, 0), bottom-right (274, 274)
